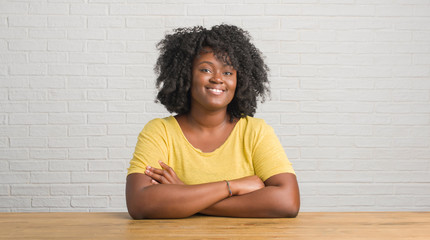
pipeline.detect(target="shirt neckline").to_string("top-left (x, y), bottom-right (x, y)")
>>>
top-left (168, 115), bottom-right (243, 156)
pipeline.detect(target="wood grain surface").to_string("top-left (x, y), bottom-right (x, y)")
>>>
top-left (1, 212), bottom-right (429, 239)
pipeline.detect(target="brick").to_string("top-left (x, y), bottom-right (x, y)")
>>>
top-left (88, 17), bottom-right (125, 28)
top-left (9, 114), bottom-right (48, 125)
top-left (300, 125), bottom-right (336, 135)
top-left (242, 17), bottom-right (279, 29)
top-left (69, 125), bottom-right (107, 136)
top-left (109, 196), bottom-right (126, 208)
top-left (281, 113), bottom-right (318, 124)
top-left (88, 90), bottom-right (124, 100)
top-left (11, 185), bottom-right (50, 196)
top-left (0, 126), bottom-right (28, 137)
top-left (0, 150), bottom-right (28, 160)
top-left (187, 4), bottom-right (224, 16)
top-left (0, 102), bottom-right (27, 113)
top-left (259, 102), bottom-right (298, 113)
top-left (71, 196), bottom-right (108, 208)
top-left (336, 125), bottom-right (373, 136)
top-left (146, 4), bottom-right (185, 15)
top-left (0, 185), bottom-right (8, 196)
top-left (67, 77), bottom-right (106, 89)
top-left (302, 5), bottom-right (375, 16)
top-left (0, 2), bottom-right (28, 14)
top-left (88, 136), bottom-right (126, 147)
top-left (49, 137), bottom-right (86, 148)
top-left (0, 53), bottom-right (26, 64)
top-left (29, 102), bottom-right (66, 113)
top-left (108, 101), bottom-right (146, 112)
top-left (108, 53), bottom-right (146, 64)
top-left (0, 197), bottom-right (31, 208)
top-left (126, 17), bottom-right (163, 28)
top-left (0, 173), bottom-right (30, 184)
top-left (280, 136), bottom-right (317, 147)
top-left (9, 64), bottom-right (47, 75)
top-left (70, 3), bottom-right (108, 15)
top-left (31, 172), bottom-right (70, 184)
top-left (88, 65), bottom-right (124, 76)
top-left (29, 29), bottom-right (66, 39)
top-left (32, 197), bottom-right (70, 207)
top-left (48, 90), bottom-right (86, 100)
top-left (108, 172), bottom-right (127, 183)
top-left (265, 4), bottom-right (302, 15)
top-left (30, 125), bottom-right (67, 137)
top-left (9, 16), bottom-right (47, 27)
top-left (10, 161), bottom-right (48, 171)
top-left (68, 29), bottom-right (105, 40)
top-left (109, 148), bottom-right (134, 159)
top-left (69, 53), bottom-right (107, 64)
top-left (71, 172), bottom-right (108, 183)
top-left (89, 184), bottom-right (125, 195)
top-left (87, 41), bottom-right (126, 52)
top-left (165, 17), bottom-right (203, 28)
top-left (107, 29), bottom-right (145, 40)
top-left (88, 113), bottom-right (126, 124)
top-left (49, 113), bottom-right (85, 124)
top-left (89, 160), bottom-right (125, 171)
top-left (30, 77), bottom-right (66, 89)
top-left (48, 16), bottom-right (86, 28)
top-left (51, 184), bottom-right (87, 196)
top-left (29, 3), bottom-right (69, 15)
top-left (50, 161), bottom-right (87, 171)
top-left (30, 149), bottom-right (67, 160)
top-left (48, 65), bottom-right (86, 76)
top-left (69, 149), bottom-right (107, 160)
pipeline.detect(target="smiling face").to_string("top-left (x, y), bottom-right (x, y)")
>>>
top-left (190, 48), bottom-right (237, 113)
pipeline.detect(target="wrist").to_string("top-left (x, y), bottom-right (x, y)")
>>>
top-left (225, 180), bottom-right (233, 197)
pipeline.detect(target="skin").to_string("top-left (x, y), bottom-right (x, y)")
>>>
top-left (126, 48), bottom-right (300, 219)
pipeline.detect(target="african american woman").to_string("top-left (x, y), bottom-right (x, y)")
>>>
top-left (126, 24), bottom-right (300, 219)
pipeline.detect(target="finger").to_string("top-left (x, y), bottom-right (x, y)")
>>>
top-left (154, 162), bottom-right (176, 183)
top-left (146, 166), bottom-right (173, 184)
top-left (151, 179), bottom-right (159, 185)
top-left (145, 167), bottom-right (166, 183)
top-left (159, 161), bottom-right (176, 176)
top-left (147, 166), bottom-right (166, 176)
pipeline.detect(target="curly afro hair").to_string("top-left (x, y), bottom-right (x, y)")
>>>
top-left (154, 24), bottom-right (270, 120)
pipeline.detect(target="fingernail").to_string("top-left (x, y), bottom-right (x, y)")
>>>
top-left (145, 170), bottom-right (149, 174)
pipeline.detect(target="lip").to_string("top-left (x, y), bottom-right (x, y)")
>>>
top-left (206, 87), bottom-right (226, 95)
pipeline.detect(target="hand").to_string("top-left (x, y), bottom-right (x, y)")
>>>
top-left (229, 175), bottom-right (264, 196)
top-left (145, 161), bottom-right (185, 185)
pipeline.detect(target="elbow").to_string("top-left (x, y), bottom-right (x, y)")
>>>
top-left (274, 195), bottom-right (300, 218)
top-left (127, 204), bottom-right (147, 220)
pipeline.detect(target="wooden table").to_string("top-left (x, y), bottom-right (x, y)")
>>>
top-left (1, 212), bottom-right (429, 239)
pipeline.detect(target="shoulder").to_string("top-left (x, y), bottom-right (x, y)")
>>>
top-left (241, 115), bottom-right (272, 132)
top-left (141, 116), bottom-right (176, 134)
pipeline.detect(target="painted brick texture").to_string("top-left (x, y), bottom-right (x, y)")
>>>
top-left (0, 1), bottom-right (429, 212)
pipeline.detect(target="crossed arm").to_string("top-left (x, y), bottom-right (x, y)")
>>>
top-left (126, 161), bottom-right (300, 219)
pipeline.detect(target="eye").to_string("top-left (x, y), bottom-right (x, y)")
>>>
top-left (224, 72), bottom-right (233, 76)
top-left (200, 68), bottom-right (211, 73)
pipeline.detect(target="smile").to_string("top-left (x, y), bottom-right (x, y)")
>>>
top-left (207, 88), bottom-right (225, 93)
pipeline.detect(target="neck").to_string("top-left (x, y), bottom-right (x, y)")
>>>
top-left (186, 107), bottom-right (230, 130)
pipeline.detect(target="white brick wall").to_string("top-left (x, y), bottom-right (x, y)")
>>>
top-left (0, 0), bottom-right (429, 213)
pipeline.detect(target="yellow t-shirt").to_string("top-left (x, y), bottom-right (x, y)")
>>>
top-left (127, 116), bottom-right (295, 184)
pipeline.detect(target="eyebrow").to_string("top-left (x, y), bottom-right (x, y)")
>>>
top-left (197, 61), bottom-right (233, 68)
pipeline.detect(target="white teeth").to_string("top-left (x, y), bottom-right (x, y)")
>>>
top-left (209, 88), bottom-right (223, 93)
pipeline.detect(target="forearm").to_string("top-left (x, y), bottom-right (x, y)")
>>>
top-left (200, 185), bottom-right (300, 218)
top-left (127, 181), bottom-right (230, 219)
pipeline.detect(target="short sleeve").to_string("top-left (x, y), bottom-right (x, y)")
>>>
top-left (127, 119), bottom-right (169, 176)
top-left (252, 121), bottom-right (295, 181)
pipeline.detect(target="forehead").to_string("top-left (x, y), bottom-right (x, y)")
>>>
top-left (193, 47), bottom-right (233, 67)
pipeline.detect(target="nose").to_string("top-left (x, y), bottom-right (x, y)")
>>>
top-left (210, 71), bottom-right (223, 84)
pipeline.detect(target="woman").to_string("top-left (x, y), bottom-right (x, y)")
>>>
top-left (126, 24), bottom-right (300, 219)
